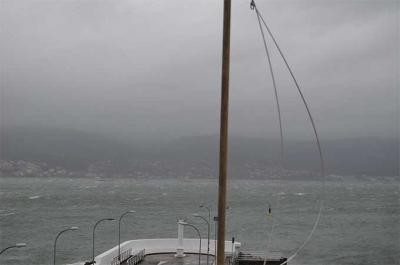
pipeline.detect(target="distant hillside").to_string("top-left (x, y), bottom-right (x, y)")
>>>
top-left (158, 135), bottom-right (398, 176)
top-left (0, 127), bottom-right (398, 176)
top-left (0, 127), bottom-right (134, 170)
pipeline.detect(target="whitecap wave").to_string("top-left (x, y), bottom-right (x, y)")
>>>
top-left (0, 212), bottom-right (15, 217)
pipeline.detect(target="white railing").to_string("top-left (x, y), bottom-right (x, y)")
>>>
top-left (94, 239), bottom-right (241, 265)
top-left (126, 249), bottom-right (145, 265)
top-left (110, 248), bottom-right (132, 265)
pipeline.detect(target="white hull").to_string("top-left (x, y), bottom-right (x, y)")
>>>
top-left (71, 238), bottom-right (240, 265)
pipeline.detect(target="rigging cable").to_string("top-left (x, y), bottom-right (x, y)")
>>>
top-left (252, 2), bottom-right (284, 264)
top-left (250, 1), bottom-right (326, 264)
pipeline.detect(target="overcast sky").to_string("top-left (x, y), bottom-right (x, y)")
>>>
top-left (0, 0), bottom-right (398, 141)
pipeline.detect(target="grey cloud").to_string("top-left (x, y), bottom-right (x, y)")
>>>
top-left (1, 0), bottom-right (398, 141)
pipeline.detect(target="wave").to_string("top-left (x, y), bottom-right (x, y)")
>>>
top-left (0, 212), bottom-right (15, 217)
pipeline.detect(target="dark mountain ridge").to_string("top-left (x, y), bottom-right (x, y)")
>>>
top-left (0, 126), bottom-right (398, 176)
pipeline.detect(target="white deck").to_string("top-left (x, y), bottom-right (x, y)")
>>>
top-left (97, 238), bottom-right (240, 265)
top-left (69, 238), bottom-right (241, 265)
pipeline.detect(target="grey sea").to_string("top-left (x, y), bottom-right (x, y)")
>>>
top-left (0, 176), bottom-right (398, 265)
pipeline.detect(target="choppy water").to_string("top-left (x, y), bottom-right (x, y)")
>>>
top-left (0, 177), bottom-right (398, 265)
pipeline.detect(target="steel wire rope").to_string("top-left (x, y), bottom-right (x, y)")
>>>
top-left (250, 1), bottom-right (326, 264)
top-left (253, 5), bottom-right (283, 265)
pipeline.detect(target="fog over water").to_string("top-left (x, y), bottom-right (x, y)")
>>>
top-left (1, 0), bottom-right (398, 141)
top-left (0, 2), bottom-right (399, 265)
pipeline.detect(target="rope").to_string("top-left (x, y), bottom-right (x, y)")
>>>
top-left (250, 1), bottom-right (326, 264)
top-left (253, 2), bottom-right (284, 264)
top-left (254, 0), bottom-right (284, 168)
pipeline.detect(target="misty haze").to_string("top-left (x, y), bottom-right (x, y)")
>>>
top-left (0, 1), bottom-right (398, 265)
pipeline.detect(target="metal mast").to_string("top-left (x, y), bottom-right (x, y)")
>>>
top-left (217, 0), bottom-right (231, 265)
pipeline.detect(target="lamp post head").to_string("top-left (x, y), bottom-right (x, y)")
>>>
top-left (199, 203), bottom-right (204, 208)
top-left (15, 243), bottom-right (27, 248)
top-left (128, 210), bottom-right (136, 213)
top-left (192, 213), bottom-right (201, 217)
top-left (178, 221), bottom-right (189, 226)
top-left (106, 218), bottom-right (115, 221)
top-left (70, 226), bottom-right (79, 231)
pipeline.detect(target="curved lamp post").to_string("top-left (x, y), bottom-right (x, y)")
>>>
top-left (92, 218), bottom-right (115, 264)
top-left (199, 204), bottom-right (211, 226)
top-left (208, 205), bottom-right (228, 259)
top-left (54, 226), bottom-right (78, 265)
top-left (179, 221), bottom-right (202, 265)
top-left (192, 213), bottom-right (210, 265)
top-left (199, 203), bottom-right (213, 258)
top-left (118, 210), bottom-right (135, 263)
top-left (0, 243), bottom-right (26, 255)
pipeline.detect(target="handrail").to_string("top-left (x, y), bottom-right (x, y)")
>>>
top-left (126, 249), bottom-right (145, 265)
top-left (111, 248), bottom-right (132, 265)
